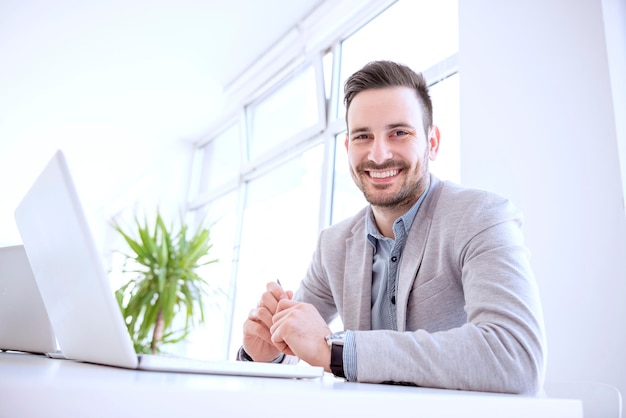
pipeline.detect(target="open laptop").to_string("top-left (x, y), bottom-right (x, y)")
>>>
top-left (14, 150), bottom-right (323, 379)
top-left (0, 245), bottom-right (58, 355)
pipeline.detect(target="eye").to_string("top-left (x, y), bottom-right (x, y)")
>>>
top-left (391, 128), bottom-right (416, 139)
top-left (352, 133), bottom-right (371, 141)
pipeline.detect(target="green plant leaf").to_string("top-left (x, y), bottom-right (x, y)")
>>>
top-left (114, 210), bottom-right (219, 354)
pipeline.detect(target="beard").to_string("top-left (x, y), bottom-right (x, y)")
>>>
top-left (352, 156), bottom-right (430, 209)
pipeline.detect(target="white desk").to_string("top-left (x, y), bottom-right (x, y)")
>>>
top-left (0, 351), bottom-right (581, 418)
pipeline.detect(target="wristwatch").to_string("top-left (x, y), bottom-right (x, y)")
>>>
top-left (325, 331), bottom-right (346, 378)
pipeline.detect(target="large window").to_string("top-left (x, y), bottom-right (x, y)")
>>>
top-left (187, 0), bottom-right (459, 359)
top-left (247, 64), bottom-right (323, 161)
top-left (337, 0), bottom-right (459, 120)
top-left (197, 123), bottom-right (242, 197)
top-left (228, 145), bottom-right (325, 354)
top-left (188, 190), bottom-right (241, 360)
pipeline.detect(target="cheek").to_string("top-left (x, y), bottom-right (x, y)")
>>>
top-left (403, 149), bottom-right (428, 171)
top-left (346, 148), bottom-right (361, 168)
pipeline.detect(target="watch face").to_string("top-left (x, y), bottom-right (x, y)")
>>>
top-left (330, 331), bottom-right (347, 345)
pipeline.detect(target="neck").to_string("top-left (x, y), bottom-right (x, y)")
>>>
top-left (370, 173), bottom-right (431, 239)
top-left (371, 198), bottom-right (415, 239)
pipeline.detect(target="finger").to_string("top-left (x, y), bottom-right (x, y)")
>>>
top-left (274, 298), bottom-right (298, 316)
top-left (274, 340), bottom-right (296, 357)
top-left (269, 303), bottom-right (296, 333)
top-left (259, 292), bottom-right (279, 314)
top-left (244, 317), bottom-right (273, 345)
top-left (269, 322), bottom-right (295, 356)
top-left (267, 281), bottom-right (289, 302)
top-left (259, 286), bottom-right (291, 314)
top-left (282, 346), bottom-right (296, 356)
top-left (248, 307), bottom-right (273, 329)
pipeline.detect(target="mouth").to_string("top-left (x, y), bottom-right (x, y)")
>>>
top-left (366, 169), bottom-right (400, 179)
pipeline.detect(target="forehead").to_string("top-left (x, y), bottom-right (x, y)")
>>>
top-left (347, 86), bottom-right (424, 130)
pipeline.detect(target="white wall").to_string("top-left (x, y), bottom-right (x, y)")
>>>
top-left (0, 0), bottom-right (237, 247)
top-left (459, 0), bottom-right (626, 400)
top-left (604, 0), bottom-right (626, 213)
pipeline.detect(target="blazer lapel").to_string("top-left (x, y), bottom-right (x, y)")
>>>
top-left (343, 222), bottom-right (373, 331)
top-left (396, 175), bottom-right (442, 332)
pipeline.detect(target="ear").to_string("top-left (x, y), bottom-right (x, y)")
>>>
top-left (428, 125), bottom-right (441, 161)
top-left (344, 133), bottom-right (349, 151)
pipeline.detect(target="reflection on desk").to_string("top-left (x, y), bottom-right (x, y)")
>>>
top-left (0, 351), bottom-right (582, 418)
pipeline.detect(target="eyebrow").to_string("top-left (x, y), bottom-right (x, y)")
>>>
top-left (349, 122), bottom-right (415, 135)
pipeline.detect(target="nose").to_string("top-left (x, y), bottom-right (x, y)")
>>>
top-left (368, 137), bottom-right (393, 164)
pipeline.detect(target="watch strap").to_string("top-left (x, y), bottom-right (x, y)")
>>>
top-left (329, 341), bottom-right (345, 378)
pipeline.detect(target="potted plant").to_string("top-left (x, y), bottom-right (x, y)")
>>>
top-left (113, 212), bottom-right (218, 354)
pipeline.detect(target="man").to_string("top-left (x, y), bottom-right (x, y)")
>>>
top-left (239, 60), bottom-right (546, 395)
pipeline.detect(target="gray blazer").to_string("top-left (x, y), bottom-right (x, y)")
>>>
top-left (295, 175), bottom-right (546, 394)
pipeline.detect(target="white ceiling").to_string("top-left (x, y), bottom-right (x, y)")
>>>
top-left (0, 0), bottom-right (322, 244)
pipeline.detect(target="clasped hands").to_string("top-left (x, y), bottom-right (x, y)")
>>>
top-left (242, 281), bottom-right (332, 372)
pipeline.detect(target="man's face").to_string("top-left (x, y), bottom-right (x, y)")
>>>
top-left (344, 86), bottom-right (439, 210)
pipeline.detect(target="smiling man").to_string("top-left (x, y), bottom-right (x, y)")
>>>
top-left (239, 60), bottom-right (547, 395)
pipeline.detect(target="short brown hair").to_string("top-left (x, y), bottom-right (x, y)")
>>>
top-left (344, 61), bottom-right (433, 133)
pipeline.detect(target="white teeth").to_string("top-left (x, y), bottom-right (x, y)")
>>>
top-left (369, 169), bottom-right (399, 179)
